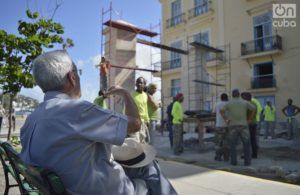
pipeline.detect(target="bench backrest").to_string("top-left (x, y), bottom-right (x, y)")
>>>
top-left (1, 142), bottom-right (67, 195)
top-left (0, 142), bottom-right (10, 171)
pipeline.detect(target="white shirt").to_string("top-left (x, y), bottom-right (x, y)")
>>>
top-left (20, 91), bottom-right (134, 195)
top-left (215, 101), bottom-right (227, 127)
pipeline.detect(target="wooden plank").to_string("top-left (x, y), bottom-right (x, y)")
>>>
top-left (103, 20), bottom-right (158, 37)
top-left (190, 41), bottom-right (223, 53)
top-left (110, 64), bottom-right (159, 73)
top-left (193, 79), bottom-right (225, 87)
top-left (137, 39), bottom-right (188, 55)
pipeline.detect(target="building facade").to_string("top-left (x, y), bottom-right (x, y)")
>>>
top-left (157, 0), bottom-right (300, 123)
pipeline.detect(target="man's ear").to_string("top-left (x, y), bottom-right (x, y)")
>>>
top-left (67, 71), bottom-right (76, 87)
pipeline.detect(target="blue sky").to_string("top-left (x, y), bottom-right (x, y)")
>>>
top-left (0, 0), bottom-right (161, 102)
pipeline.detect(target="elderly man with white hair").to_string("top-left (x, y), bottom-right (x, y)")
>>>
top-left (19, 50), bottom-right (177, 195)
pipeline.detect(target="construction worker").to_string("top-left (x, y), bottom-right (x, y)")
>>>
top-left (251, 97), bottom-right (262, 135)
top-left (264, 100), bottom-right (276, 139)
top-left (93, 90), bottom-right (108, 109)
top-left (282, 98), bottom-right (300, 140)
top-left (214, 93), bottom-right (229, 161)
top-left (167, 97), bottom-right (176, 148)
top-left (99, 57), bottom-right (110, 91)
top-left (131, 77), bottom-right (150, 143)
top-left (241, 92), bottom-right (259, 159)
top-left (221, 89), bottom-right (256, 166)
top-left (147, 83), bottom-right (161, 145)
top-left (171, 93), bottom-right (184, 155)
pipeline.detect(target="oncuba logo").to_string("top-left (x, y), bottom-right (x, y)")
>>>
top-left (272, 4), bottom-right (296, 27)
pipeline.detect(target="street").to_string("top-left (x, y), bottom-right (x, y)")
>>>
top-left (1, 118), bottom-right (300, 195)
top-left (159, 159), bottom-right (300, 195)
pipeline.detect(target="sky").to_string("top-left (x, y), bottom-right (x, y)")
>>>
top-left (0, 0), bottom-right (161, 102)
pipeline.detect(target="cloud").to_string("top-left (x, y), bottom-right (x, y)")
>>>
top-left (80, 82), bottom-right (98, 102)
top-left (76, 59), bottom-right (87, 68)
top-left (20, 86), bottom-right (44, 102)
top-left (90, 54), bottom-right (102, 67)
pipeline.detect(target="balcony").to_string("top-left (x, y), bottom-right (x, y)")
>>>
top-left (241, 35), bottom-right (282, 59)
top-left (188, 1), bottom-right (211, 19)
top-left (206, 52), bottom-right (226, 67)
top-left (166, 13), bottom-right (185, 28)
top-left (152, 59), bottom-right (181, 77)
top-left (251, 75), bottom-right (276, 89)
top-left (162, 58), bottom-right (181, 70)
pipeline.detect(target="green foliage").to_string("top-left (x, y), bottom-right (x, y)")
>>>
top-left (0, 9), bottom-right (74, 140)
top-left (0, 9), bottom-right (73, 95)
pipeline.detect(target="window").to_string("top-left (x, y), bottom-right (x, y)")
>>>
top-left (171, 0), bottom-right (181, 17)
top-left (204, 101), bottom-right (211, 111)
top-left (171, 0), bottom-right (182, 26)
top-left (203, 72), bottom-right (210, 94)
top-left (253, 12), bottom-right (272, 51)
top-left (171, 79), bottom-right (181, 97)
top-left (194, 31), bottom-right (211, 60)
top-left (194, 31), bottom-right (209, 45)
top-left (194, 0), bottom-right (209, 16)
top-left (252, 62), bottom-right (275, 88)
top-left (170, 41), bottom-right (182, 68)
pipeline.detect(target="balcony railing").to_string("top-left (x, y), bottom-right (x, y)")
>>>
top-left (188, 1), bottom-right (211, 19)
top-left (241, 35), bottom-right (282, 56)
top-left (162, 59), bottom-right (181, 70)
top-left (206, 53), bottom-right (225, 62)
top-left (166, 13), bottom-right (185, 28)
top-left (251, 75), bottom-right (276, 89)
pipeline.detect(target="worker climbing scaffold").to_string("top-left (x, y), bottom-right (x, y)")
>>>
top-left (99, 56), bottom-right (110, 91)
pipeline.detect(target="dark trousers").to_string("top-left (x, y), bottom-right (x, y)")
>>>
top-left (249, 124), bottom-right (258, 158)
top-left (173, 124), bottom-right (183, 154)
top-left (167, 121), bottom-right (173, 148)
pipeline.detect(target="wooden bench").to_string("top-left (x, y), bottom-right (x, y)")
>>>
top-left (0, 141), bottom-right (19, 194)
top-left (0, 142), bottom-right (67, 195)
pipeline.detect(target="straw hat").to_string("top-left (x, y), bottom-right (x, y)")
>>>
top-left (112, 138), bottom-right (157, 168)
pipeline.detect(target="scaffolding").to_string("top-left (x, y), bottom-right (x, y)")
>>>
top-left (100, 3), bottom-right (231, 122)
top-left (187, 34), bottom-right (231, 111)
top-left (100, 2), bottom-right (157, 112)
top-left (100, 2), bottom-right (191, 118)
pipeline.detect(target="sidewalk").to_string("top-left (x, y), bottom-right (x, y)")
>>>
top-left (0, 115), bottom-right (25, 138)
top-left (152, 130), bottom-right (300, 185)
top-left (159, 159), bottom-right (300, 195)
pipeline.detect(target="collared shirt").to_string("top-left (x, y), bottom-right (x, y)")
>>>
top-left (215, 101), bottom-right (227, 127)
top-left (223, 97), bottom-right (255, 126)
top-left (20, 91), bottom-right (134, 195)
top-left (132, 91), bottom-right (149, 123)
top-left (147, 94), bottom-right (159, 121)
top-left (171, 101), bottom-right (183, 124)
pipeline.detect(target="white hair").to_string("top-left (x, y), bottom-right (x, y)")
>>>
top-left (32, 50), bottom-right (73, 92)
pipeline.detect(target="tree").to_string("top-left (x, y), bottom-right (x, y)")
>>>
top-left (0, 9), bottom-right (73, 140)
